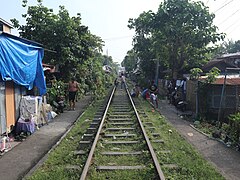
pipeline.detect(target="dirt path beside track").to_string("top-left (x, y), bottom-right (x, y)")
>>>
top-left (159, 99), bottom-right (240, 180)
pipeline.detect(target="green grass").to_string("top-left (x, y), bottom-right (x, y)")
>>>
top-left (27, 94), bottom-right (225, 180)
top-left (137, 98), bottom-right (225, 180)
top-left (27, 100), bottom-right (104, 180)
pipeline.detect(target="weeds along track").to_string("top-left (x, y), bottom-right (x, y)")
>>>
top-left (79, 85), bottom-right (165, 180)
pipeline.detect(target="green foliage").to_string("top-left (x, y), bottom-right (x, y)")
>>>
top-left (11, 1), bottom-right (104, 81)
top-left (190, 68), bottom-right (203, 80)
top-left (213, 40), bottom-right (240, 58)
top-left (122, 49), bottom-right (138, 74)
top-left (228, 112), bottom-right (240, 145)
top-left (128, 0), bottom-right (225, 79)
top-left (47, 80), bottom-right (66, 104)
top-left (12, 0), bottom-right (117, 98)
top-left (190, 67), bottom-right (220, 119)
top-left (27, 93), bottom-right (224, 180)
top-left (205, 67), bottom-right (220, 84)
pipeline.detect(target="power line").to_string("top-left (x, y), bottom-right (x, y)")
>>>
top-left (225, 21), bottom-right (240, 38)
top-left (219, 8), bottom-right (240, 25)
top-left (214, 0), bottom-right (234, 13)
top-left (223, 18), bottom-right (240, 32)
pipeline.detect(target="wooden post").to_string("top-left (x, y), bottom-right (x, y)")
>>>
top-left (5, 81), bottom-right (15, 132)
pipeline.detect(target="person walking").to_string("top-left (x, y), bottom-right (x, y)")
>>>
top-left (120, 74), bottom-right (125, 89)
top-left (68, 77), bottom-right (79, 110)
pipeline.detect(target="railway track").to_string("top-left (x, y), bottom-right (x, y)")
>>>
top-left (78, 85), bottom-right (165, 179)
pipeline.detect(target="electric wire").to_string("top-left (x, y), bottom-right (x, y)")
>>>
top-left (223, 18), bottom-right (240, 33)
top-left (226, 21), bottom-right (240, 37)
top-left (214, 0), bottom-right (234, 13)
top-left (218, 9), bottom-right (240, 25)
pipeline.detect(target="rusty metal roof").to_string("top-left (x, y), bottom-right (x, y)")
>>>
top-left (199, 76), bottom-right (240, 85)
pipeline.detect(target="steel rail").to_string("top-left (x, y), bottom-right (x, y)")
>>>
top-left (80, 86), bottom-right (116, 180)
top-left (125, 85), bottom-right (166, 180)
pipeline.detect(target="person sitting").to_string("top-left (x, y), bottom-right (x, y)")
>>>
top-left (114, 78), bottom-right (119, 87)
top-left (135, 84), bottom-right (140, 97)
top-left (148, 80), bottom-right (159, 108)
top-left (130, 88), bottom-right (136, 97)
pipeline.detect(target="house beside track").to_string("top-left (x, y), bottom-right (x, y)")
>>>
top-left (0, 18), bottom-right (46, 135)
top-left (158, 53), bottom-right (240, 121)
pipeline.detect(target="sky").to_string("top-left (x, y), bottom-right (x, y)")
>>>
top-left (1, 0), bottom-right (240, 64)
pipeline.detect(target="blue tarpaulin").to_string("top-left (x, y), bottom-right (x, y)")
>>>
top-left (0, 32), bottom-right (46, 95)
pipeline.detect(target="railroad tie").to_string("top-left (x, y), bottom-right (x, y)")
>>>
top-left (110, 115), bottom-right (132, 118)
top-left (159, 150), bottom-right (171, 154)
top-left (97, 165), bottom-right (146, 170)
top-left (144, 122), bottom-right (154, 125)
top-left (101, 151), bottom-right (142, 155)
top-left (112, 109), bottom-right (131, 112)
top-left (90, 122), bottom-right (99, 125)
top-left (145, 127), bottom-right (156, 130)
top-left (105, 127), bottom-right (135, 131)
top-left (152, 139), bottom-right (164, 143)
top-left (104, 133), bottom-right (136, 138)
top-left (108, 118), bottom-right (133, 121)
top-left (152, 133), bottom-right (161, 137)
top-left (93, 118), bottom-right (101, 121)
top-left (94, 115), bottom-right (103, 119)
top-left (108, 122), bottom-right (134, 125)
top-left (79, 141), bottom-right (92, 144)
top-left (162, 164), bottom-right (179, 169)
top-left (104, 140), bottom-right (139, 144)
top-left (65, 165), bottom-right (81, 170)
top-left (74, 150), bottom-right (87, 155)
top-left (83, 134), bottom-right (94, 137)
top-left (87, 127), bottom-right (97, 130)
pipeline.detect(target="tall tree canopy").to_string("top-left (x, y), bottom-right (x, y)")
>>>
top-left (11, 0), bottom-right (116, 99)
top-left (213, 40), bottom-right (240, 58)
top-left (122, 49), bottom-right (138, 74)
top-left (11, 0), bottom-right (103, 81)
top-left (128, 0), bottom-right (225, 79)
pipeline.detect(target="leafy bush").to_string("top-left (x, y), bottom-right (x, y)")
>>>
top-left (47, 80), bottom-right (67, 105)
top-left (227, 112), bottom-right (240, 146)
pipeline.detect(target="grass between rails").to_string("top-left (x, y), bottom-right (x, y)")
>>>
top-left (87, 105), bottom-right (157, 179)
top-left (27, 94), bottom-right (225, 180)
top-left (137, 98), bottom-right (225, 180)
top-left (27, 99), bottom-right (104, 180)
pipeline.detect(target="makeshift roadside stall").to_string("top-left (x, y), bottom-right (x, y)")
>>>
top-left (0, 32), bottom-right (46, 137)
top-left (15, 96), bottom-right (42, 135)
top-left (15, 96), bottom-right (56, 135)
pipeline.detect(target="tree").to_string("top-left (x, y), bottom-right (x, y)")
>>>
top-left (213, 40), bottom-right (240, 58)
top-left (129, 0), bottom-right (225, 79)
top-left (11, 0), bottom-right (115, 99)
top-left (122, 49), bottom-right (138, 74)
top-left (11, 0), bottom-right (103, 81)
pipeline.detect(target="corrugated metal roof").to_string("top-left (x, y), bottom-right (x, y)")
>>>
top-left (213, 78), bottom-right (240, 85)
top-left (220, 52), bottom-right (240, 58)
top-left (0, 18), bottom-right (13, 28)
top-left (199, 76), bottom-right (240, 85)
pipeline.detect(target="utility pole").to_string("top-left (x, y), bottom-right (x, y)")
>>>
top-left (155, 59), bottom-right (159, 85)
top-left (217, 67), bottom-right (240, 127)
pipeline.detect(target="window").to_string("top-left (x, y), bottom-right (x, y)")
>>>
top-left (0, 23), bottom-right (3, 32)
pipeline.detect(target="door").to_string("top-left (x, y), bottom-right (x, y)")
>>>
top-left (0, 81), bottom-right (6, 134)
top-left (5, 81), bottom-right (15, 132)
